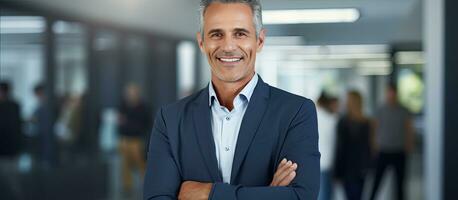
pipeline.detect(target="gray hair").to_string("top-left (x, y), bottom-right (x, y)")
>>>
top-left (199, 0), bottom-right (263, 40)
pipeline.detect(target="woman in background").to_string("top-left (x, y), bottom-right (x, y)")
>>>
top-left (334, 90), bottom-right (373, 200)
top-left (317, 92), bottom-right (339, 200)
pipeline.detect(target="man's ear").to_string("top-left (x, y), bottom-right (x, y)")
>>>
top-left (196, 32), bottom-right (204, 53)
top-left (256, 28), bottom-right (266, 53)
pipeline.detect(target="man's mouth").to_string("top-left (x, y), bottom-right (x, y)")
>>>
top-left (217, 57), bottom-right (243, 63)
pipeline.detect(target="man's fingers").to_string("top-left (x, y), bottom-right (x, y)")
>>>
top-left (271, 159), bottom-right (289, 186)
top-left (275, 158), bottom-right (287, 174)
top-left (276, 162), bottom-right (297, 183)
top-left (271, 161), bottom-right (297, 186)
top-left (276, 160), bottom-right (292, 176)
top-left (273, 160), bottom-right (292, 181)
top-left (278, 171), bottom-right (296, 186)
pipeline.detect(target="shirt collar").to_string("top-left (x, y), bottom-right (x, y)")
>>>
top-left (209, 73), bottom-right (258, 107)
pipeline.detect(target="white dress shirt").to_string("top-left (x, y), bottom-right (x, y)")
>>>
top-left (209, 73), bottom-right (258, 183)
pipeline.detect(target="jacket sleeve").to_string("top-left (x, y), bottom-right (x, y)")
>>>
top-left (143, 108), bottom-right (182, 200)
top-left (210, 99), bottom-right (321, 200)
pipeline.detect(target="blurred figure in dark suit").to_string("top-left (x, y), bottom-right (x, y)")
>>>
top-left (334, 90), bottom-right (372, 200)
top-left (0, 81), bottom-right (23, 199)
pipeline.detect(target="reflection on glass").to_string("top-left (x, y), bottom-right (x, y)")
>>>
top-left (0, 15), bottom-right (45, 119)
top-left (94, 30), bottom-right (121, 108)
top-left (53, 21), bottom-right (89, 158)
top-left (54, 21), bottom-right (88, 97)
top-left (0, 14), bottom-right (46, 200)
top-left (124, 35), bottom-right (148, 94)
top-left (177, 41), bottom-right (196, 98)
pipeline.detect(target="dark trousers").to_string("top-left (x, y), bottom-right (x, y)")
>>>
top-left (343, 177), bottom-right (365, 200)
top-left (370, 152), bottom-right (406, 200)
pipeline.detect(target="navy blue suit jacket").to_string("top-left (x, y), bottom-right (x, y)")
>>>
top-left (144, 77), bottom-right (320, 200)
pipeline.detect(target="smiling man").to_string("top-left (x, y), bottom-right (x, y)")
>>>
top-left (143, 1), bottom-right (320, 199)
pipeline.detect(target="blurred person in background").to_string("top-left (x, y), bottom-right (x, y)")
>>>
top-left (328, 97), bottom-right (340, 114)
top-left (369, 83), bottom-right (414, 200)
top-left (31, 83), bottom-right (56, 168)
top-left (54, 94), bottom-right (83, 164)
top-left (317, 92), bottom-right (338, 200)
top-left (334, 90), bottom-right (372, 200)
top-left (0, 81), bottom-right (24, 200)
top-left (118, 83), bottom-right (151, 196)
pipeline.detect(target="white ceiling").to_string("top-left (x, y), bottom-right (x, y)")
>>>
top-left (11, 0), bottom-right (422, 44)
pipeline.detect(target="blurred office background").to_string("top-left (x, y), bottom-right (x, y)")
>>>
top-left (0, 0), bottom-right (456, 199)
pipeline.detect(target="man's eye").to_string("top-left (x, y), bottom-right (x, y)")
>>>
top-left (211, 33), bottom-right (222, 38)
top-left (235, 32), bottom-right (247, 37)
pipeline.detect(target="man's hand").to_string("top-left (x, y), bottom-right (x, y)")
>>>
top-left (178, 181), bottom-right (212, 200)
top-left (270, 158), bottom-right (298, 186)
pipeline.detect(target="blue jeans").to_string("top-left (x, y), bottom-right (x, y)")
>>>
top-left (318, 170), bottom-right (333, 200)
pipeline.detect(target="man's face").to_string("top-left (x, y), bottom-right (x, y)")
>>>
top-left (125, 85), bottom-right (140, 104)
top-left (197, 3), bottom-right (265, 83)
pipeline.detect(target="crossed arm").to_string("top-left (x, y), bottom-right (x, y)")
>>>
top-left (178, 158), bottom-right (298, 200)
top-left (144, 100), bottom-right (320, 200)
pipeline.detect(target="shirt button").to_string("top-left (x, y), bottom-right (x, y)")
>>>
top-left (225, 116), bottom-right (231, 121)
top-left (225, 147), bottom-right (230, 151)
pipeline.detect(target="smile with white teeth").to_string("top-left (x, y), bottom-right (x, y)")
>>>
top-left (218, 57), bottom-right (242, 63)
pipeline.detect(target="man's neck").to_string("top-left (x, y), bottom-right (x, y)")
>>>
top-left (211, 73), bottom-right (254, 111)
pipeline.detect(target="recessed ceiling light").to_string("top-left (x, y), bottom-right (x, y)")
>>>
top-left (263, 8), bottom-right (360, 24)
top-left (0, 16), bottom-right (45, 34)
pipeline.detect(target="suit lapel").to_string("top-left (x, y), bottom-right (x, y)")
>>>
top-left (230, 78), bottom-right (270, 183)
top-left (192, 88), bottom-right (222, 182)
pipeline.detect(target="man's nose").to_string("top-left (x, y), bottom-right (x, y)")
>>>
top-left (221, 36), bottom-right (237, 52)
